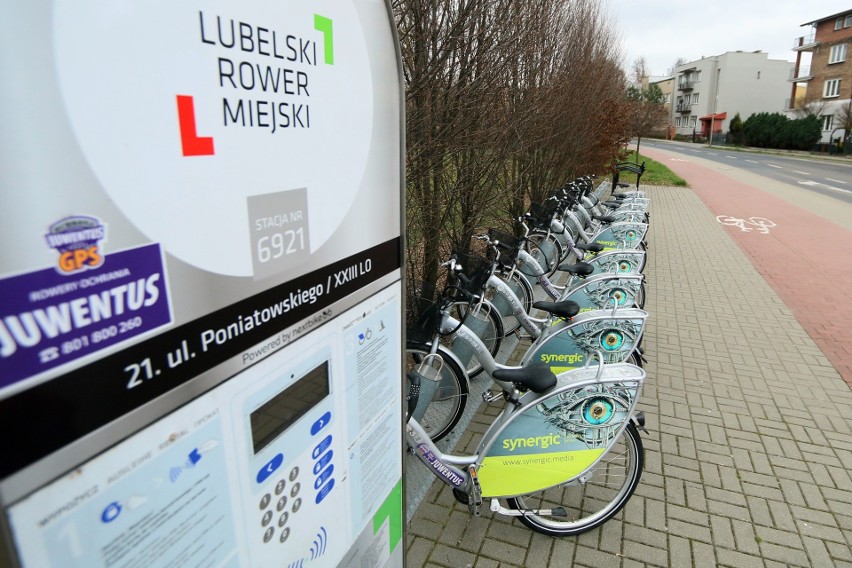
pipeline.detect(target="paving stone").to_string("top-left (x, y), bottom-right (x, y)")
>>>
top-left (574, 545), bottom-right (621, 567)
top-left (407, 536), bottom-right (436, 567)
top-left (477, 538), bottom-right (526, 566)
top-left (692, 541), bottom-right (717, 568)
top-left (523, 532), bottom-right (555, 568)
top-left (623, 540), bottom-right (668, 567)
top-left (758, 542), bottom-right (811, 567)
top-left (715, 548), bottom-right (765, 568)
top-left (731, 519), bottom-right (760, 555)
top-left (667, 534), bottom-right (692, 567)
top-left (430, 544), bottom-right (477, 567)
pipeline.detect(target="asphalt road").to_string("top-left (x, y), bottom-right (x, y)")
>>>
top-left (642, 140), bottom-right (852, 203)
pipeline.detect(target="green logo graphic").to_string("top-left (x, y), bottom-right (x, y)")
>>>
top-left (372, 481), bottom-right (402, 552)
top-left (314, 15), bottom-right (334, 65)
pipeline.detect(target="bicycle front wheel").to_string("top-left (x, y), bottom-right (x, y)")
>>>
top-left (507, 422), bottom-right (644, 536)
top-left (405, 342), bottom-right (469, 442)
top-left (525, 232), bottom-right (563, 277)
top-left (635, 281), bottom-right (646, 310)
top-left (489, 270), bottom-right (534, 337)
top-left (445, 300), bottom-right (503, 377)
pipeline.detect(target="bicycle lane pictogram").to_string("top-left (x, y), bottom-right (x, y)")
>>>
top-left (641, 146), bottom-right (852, 386)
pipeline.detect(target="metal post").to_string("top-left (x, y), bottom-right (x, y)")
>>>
top-left (708, 64), bottom-right (721, 148)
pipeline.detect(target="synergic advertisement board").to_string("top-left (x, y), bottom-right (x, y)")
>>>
top-left (0, 1), bottom-right (404, 566)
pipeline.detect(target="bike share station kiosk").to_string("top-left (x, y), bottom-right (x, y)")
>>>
top-left (0, 1), bottom-right (404, 566)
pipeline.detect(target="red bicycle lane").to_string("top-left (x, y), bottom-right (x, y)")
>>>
top-left (640, 147), bottom-right (852, 387)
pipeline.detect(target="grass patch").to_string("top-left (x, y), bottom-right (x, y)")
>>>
top-left (621, 152), bottom-right (688, 187)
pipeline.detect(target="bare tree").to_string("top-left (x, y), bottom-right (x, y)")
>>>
top-left (789, 99), bottom-right (828, 119)
top-left (395, 0), bottom-right (630, 285)
top-left (630, 56), bottom-right (648, 86)
top-left (625, 83), bottom-right (667, 159)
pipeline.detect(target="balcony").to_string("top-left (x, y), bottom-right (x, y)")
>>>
top-left (789, 66), bottom-right (813, 82)
top-left (676, 103), bottom-right (691, 113)
top-left (793, 34), bottom-right (817, 51)
top-left (677, 80), bottom-right (696, 91)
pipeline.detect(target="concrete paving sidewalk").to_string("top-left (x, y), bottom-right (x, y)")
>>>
top-left (405, 184), bottom-right (852, 567)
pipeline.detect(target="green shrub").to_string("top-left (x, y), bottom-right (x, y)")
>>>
top-left (742, 112), bottom-right (821, 150)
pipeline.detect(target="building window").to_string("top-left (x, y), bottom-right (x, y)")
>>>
top-left (675, 117), bottom-right (682, 127)
top-left (690, 116), bottom-right (697, 127)
top-left (822, 115), bottom-right (833, 131)
top-left (836, 18), bottom-right (843, 30)
top-left (846, 14), bottom-right (852, 27)
top-left (692, 93), bottom-right (699, 104)
top-left (829, 44), bottom-right (847, 64)
top-left (824, 78), bottom-right (841, 97)
top-left (684, 94), bottom-right (690, 105)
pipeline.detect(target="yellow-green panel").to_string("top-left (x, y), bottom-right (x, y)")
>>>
top-left (478, 448), bottom-right (604, 497)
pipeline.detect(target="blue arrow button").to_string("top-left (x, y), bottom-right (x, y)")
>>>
top-left (257, 453), bottom-right (284, 484)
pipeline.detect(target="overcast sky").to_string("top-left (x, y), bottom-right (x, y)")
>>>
top-left (606, 1), bottom-right (851, 77)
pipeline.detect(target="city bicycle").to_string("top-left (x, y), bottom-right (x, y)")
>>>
top-left (406, 352), bottom-right (647, 536)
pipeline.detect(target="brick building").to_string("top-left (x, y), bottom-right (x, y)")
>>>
top-left (790, 9), bottom-right (852, 144)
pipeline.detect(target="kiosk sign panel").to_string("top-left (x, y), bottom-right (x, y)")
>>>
top-left (0, 1), bottom-right (404, 566)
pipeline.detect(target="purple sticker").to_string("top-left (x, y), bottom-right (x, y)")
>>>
top-left (416, 444), bottom-right (465, 487)
top-left (0, 243), bottom-right (172, 390)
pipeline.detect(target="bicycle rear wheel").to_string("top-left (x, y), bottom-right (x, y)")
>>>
top-left (405, 342), bottom-right (469, 442)
top-left (507, 422), bottom-right (643, 536)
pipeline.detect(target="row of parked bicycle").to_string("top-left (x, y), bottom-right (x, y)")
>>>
top-left (404, 162), bottom-right (652, 536)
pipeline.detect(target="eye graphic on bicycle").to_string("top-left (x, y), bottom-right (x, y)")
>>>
top-left (617, 261), bottom-right (631, 273)
top-left (583, 397), bottom-right (615, 425)
top-left (609, 289), bottom-right (627, 305)
top-left (625, 230), bottom-right (637, 240)
top-left (600, 330), bottom-right (624, 351)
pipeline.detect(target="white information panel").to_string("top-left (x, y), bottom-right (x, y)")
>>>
top-left (8, 286), bottom-right (402, 567)
top-left (0, 1), bottom-right (404, 566)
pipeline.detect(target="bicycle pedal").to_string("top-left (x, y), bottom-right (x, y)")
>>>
top-left (482, 390), bottom-right (504, 404)
top-left (467, 465), bottom-right (483, 516)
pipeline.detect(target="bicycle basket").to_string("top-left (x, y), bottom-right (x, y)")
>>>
top-left (406, 280), bottom-right (442, 344)
top-left (528, 201), bottom-right (558, 227)
top-left (486, 228), bottom-right (522, 268)
top-left (449, 250), bottom-right (492, 297)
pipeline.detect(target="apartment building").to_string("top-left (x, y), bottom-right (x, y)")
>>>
top-left (650, 76), bottom-right (676, 138)
top-left (672, 52), bottom-right (793, 140)
top-left (790, 9), bottom-right (852, 144)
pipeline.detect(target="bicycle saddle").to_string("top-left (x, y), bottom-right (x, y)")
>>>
top-left (557, 261), bottom-right (594, 276)
top-left (593, 214), bottom-right (616, 223)
top-left (492, 364), bottom-right (557, 393)
top-left (531, 300), bottom-right (580, 319)
top-left (576, 243), bottom-right (604, 253)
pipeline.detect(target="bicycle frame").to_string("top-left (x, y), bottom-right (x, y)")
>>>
top-left (514, 249), bottom-right (645, 310)
top-left (441, 306), bottom-right (647, 376)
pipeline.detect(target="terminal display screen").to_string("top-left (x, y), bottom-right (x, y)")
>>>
top-left (250, 361), bottom-right (330, 454)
